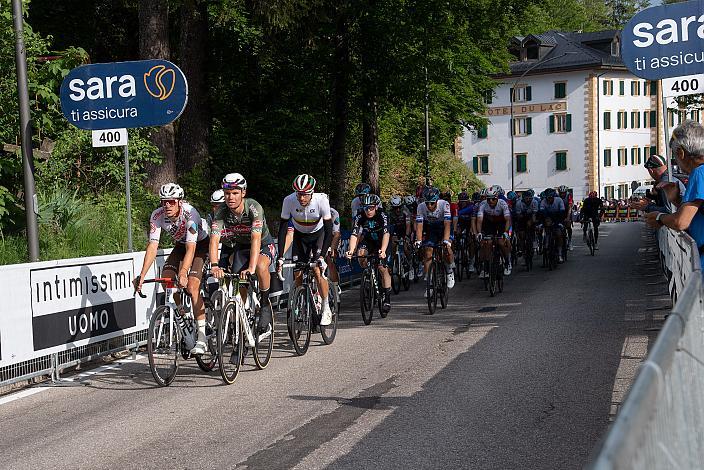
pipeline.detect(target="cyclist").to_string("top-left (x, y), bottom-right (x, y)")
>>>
top-left (388, 195), bottom-right (412, 277)
top-left (580, 191), bottom-right (604, 249)
top-left (538, 188), bottom-right (566, 263)
top-left (456, 191), bottom-right (476, 273)
top-left (414, 186), bottom-right (455, 291)
top-left (476, 187), bottom-right (512, 277)
top-left (351, 183), bottom-right (372, 218)
top-left (558, 185), bottom-right (574, 251)
top-left (276, 174), bottom-right (334, 326)
top-left (325, 202), bottom-right (342, 291)
top-left (346, 193), bottom-right (392, 313)
top-left (209, 173), bottom-right (276, 335)
top-left (514, 189), bottom-right (539, 256)
top-left (135, 183), bottom-right (211, 355)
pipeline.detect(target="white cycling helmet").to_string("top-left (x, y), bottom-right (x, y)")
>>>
top-left (557, 185), bottom-right (569, 194)
top-left (479, 188), bottom-right (489, 197)
top-left (390, 195), bottom-right (403, 207)
top-left (486, 187), bottom-right (499, 198)
top-left (293, 174), bottom-right (316, 194)
top-left (489, 184), bottom-right (504, 196)
top-left (210, 189), bottom-right (225, 203)
top-left (159, 183), bottom-right (184, 200)
top-left (222, 173), bottom-right (247, 190)
top-left (404, 195), bottom-right (415, 205)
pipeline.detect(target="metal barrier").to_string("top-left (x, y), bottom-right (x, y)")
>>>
top-left (590, 228), bottom-right (703, 469)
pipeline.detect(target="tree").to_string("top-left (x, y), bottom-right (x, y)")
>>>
top-left (605, 0), bottom-right (649, 28)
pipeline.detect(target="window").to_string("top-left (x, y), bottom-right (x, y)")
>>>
top-left (631, 80), bottom-right (641, 96)
top-left (644, 145), bottom-right (651, 162)
top-left (526, 45), bottom-right (539, 60)
top-left (550, 113), bottom-right (572, 133)
top-left (649, 81), bottom-right (658, 96)
top-left (691, 109), bottom-right (700, 122)
top-left (669, 110), bottom-right (676, 127)
top-left (472, 155), bottom-right (489, 174)
top-left (477, 125), bottom-right (488, 139)
top-left (483, 90), bottom-right (493, 104)
top-left (643, 110), bottom-right (656, 128)
top-left (516, 154), bottom-right (527, 173)
top-left (511, 85), bottom-right (532, 103)
top-left (604, 148), bottom-right (612, 167)
top-left (611, 39), bottom-right (620, 57)
top-left (512, 116), bottom-right (532, 136)
top-left (618, 148), bottom-right (627, 166)
top-left (631, 111), bottom-right (641, 128)
top-left (619, 80), bottom-right (625, 96)
top-left (650, 145), bottom-right (657, 156)
top-left (605, 186), bottom-right (615, 199)
top-left (556, 151), bottom-right (567, 171)
top-left (650, 110), bottom-right (657, 127)
top-left (631, 147), bottom-right (641, 165)
top-left (554, 82), bottom-right (567, 99)
top-left (618, 184), bottom-right (629, 199)
top-left (603, 80), bottom-right (614, 96)
top-left (603, 111), bottom-right (611, 130)
top-left (617, 111), bottom-right (628, 129)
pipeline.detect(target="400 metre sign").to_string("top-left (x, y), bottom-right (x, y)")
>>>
top-left (60, 59), bottom-right (188, 130)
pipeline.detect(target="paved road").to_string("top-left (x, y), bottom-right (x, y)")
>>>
top-left (0, 222), bottom-right (666, 469)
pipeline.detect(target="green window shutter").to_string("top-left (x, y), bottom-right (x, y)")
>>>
top-left (556, 152), bottom-right (567, 171)
top-left (604, 149), bottom-right (611, 166)
top-left (631, 148), bottom-right (636, 165)
top-left (510, 118), bottom-right (514, 136)
top-left (509, 88), bottom-right (514, 102)
top-left (619, 81), bottom-right (625, 95)
top-left (517, 154), bottom-right (527, 173)
top-left (638, 147), bottom-right (642, 164)
top-left (631, 113), bottom-right (636, 128)
top-left (555, 83), bottom-right (566, 99)
top-left (649, 110), bottom-right (656, 127)
top-left (526, 86), bottom-right (532, 101)
top-left (526, 117), bottom-right (532, 134)
top-left (603, 80), bottom-right (608, 95)
top-left (481, 157), bottom-right (489, 174)
top-left (549, 115), bottom-right (555, 133)
top-left (650, 145), bottom-right (656, 155)
top-left (643, 111), bottom-right (648, 127)
top-left (623, 112), bottom-right (628, 129)
top-left (478, 125), bottom-right (487, 138)
top-left (566, 114), bottom-right (572, 132)
top-left (472, 157), bottom-right (479, 173)
top-left (604, 112), bottom-right (610, 130)
top-left (650, 81), bottom-right (658, 95)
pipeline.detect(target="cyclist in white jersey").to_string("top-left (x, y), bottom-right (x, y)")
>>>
top-left (414, 186), bottom-right (455, 290)
top-left (351, 183), bottom-right (371, 218)
top-left (277, 174), bottom-right (334, 325)
top-left (135, 183), bottom-right (211, 355)
top-left (476, 187), bottom-right (512, 276)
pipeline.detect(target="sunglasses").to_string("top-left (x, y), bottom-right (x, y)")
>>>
top-left (296, 191), bottom-right (313, 197)
top-left (364, 205), bottom-right (377, 211)
top-left (222, 182), bottom-right (243, 190)
top-left (487, 197), bottom-right (498, 201)
top-left (162, 199), bottom-right (179, 206)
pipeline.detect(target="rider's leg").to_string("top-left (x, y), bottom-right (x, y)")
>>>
top-left (593, 219), bottom-right (600, 244)
top-left (555, 227), bottom-right (565, 260)
top-left (422, 247), bottom-right (433, 276)
top-left (255, 252), bottom-right (273, 333)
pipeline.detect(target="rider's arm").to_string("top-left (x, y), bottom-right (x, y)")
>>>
top-left (320, 218), bottom-right (333, 258)
top-left (137, 241), bottom-right (159, 286)
top-left (415, 211), bottom-right (424, 241)
top-left (277, 218), bottom-right (289, 258)
top-left (208, 233), bottom-right (221, 268)
top-left (180, 242), bottom-right (197, 282)
top-left (248, 231), bottom-right (262, 272)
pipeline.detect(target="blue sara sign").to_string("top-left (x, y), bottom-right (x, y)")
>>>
top-left (622, 0), bottom-right (704, 80)
top-left (59, 59), bottom-right (188, 130)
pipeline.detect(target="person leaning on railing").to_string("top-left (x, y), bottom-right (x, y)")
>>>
top-left (646, 120), bottom-right (704, 271)
top-left (631, 154), bottom-right (685, 214)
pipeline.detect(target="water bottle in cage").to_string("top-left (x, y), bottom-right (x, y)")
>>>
top-left (181, 316), bottom-right (196, 350)
top-left (312, 283), bottom-right (322, 313)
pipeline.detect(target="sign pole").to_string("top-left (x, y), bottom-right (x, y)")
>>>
top-left (662, 91), bottom-right (671, 180)
top-left (12, 0), bottom-right (40, 262)
top-left (124, 144), bottom-right (133, 252)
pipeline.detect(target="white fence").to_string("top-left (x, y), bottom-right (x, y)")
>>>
top-left (590, 228), bottom-right (704, 469)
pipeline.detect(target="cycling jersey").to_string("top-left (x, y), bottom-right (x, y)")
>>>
top-left (351, 197), bottom-right (361, 218)
top-left (280, 192), bottom-right (331, 233)
top-left (352, 211), bottom-right (389, 243)
top-left (515, 199), bottom-right (539, 217)
top-left (539, 198), bottom-right (566, 221)
top-left (211, 198), bottom-right (273, 247)
top-left (580, 197), bottom-right (603, 220)
top-left (416, 200), bottom-right (452, 226)
top-left (388, 207), bottom-right (411, 235)
top-left (477, 199), bottom-right (511, 219)
top-left (149, 202), bottom-right (208, 244)
top-left (560, 193), bottom-right (573, 210)
top-left (330, 207), bottom-right (341, 234)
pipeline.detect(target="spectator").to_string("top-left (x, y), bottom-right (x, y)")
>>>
top-left (646, 120), bottom-right (704, 270)
top-left (631, 153), bottom-right (685, 213)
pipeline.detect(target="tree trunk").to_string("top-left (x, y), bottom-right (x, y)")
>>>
top-left (176, 0), bottom-right (210, 177)
top-left (139, 0), bottom-right (177, 189)
top-left (329, 15), bottom-right (350, 210)
top-left (362, 98), bottom-right (380, 194)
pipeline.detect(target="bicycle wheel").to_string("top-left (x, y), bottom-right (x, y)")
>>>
top-left (401, 258), bottom-right (411, 291)
top-left (426, 262), bottom-right (437, 315)
top-left (195, 303), bottom-right (219, 372)
top-left (217, 302), bottom-right (243, 384)
top-left (320, 279), bottom-right (338, 345)
top-left (360, 270), bottom-right (374, 325)
top-left (253, 304), bottom-right (274, 370)
top-left (439, 264), bottom-right (448, 309)
top-left (588, 229), bottom-right (595, 256)
top-left (488, 254), bottom-right (497, 297)
top-left (457, 244), bottom-right (465, 282)
top-left (391, 254), bottom-right (401, 295)
top-left (496, 252), bottom-right (504, 293)
top-left (289, 286), bottom-right (312, 355)
top-left (147, 305), bottom-right (180, 387)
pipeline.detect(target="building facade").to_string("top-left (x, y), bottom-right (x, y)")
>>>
top-left (460, 31), bottom-right (666, 201)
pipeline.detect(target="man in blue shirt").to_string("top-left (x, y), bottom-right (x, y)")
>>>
top-left (646, 120), bottom-right (704, 270)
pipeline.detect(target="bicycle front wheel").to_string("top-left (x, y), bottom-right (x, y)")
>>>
top-left (289, 286), bottom-right (312, 355)
top-left (391, 255), bottom-right (401, 295)
top-left (217, 302), bottom-right (243, 384)
top-left (253, 305), bottom-right (274, 370)
top-left (147, 305), bottom-right (180, 387)
top-left (588, 229), bottom-right (595, 256)
top-left (195, 302), bottom-right (218, 372)
top-left (320, 279), bottom-right (338, 345)
top-left (360, 270), bottom-right (374, 325)
top-left (426, 262), bottom-right (437, 315)
top-left (439, 263), bottom-right (448, 309)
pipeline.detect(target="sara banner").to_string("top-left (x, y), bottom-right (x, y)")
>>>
top-left (622, 0), bottom-right (704, 80)
top-left (60, 59), bottom-right (188, 130)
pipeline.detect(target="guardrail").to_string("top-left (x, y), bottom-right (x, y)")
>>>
top-left (590, 227), bottom-right (703, 469)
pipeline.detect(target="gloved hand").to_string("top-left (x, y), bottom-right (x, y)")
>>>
top-left (276, 258), bottom-right (284, 272)
top-left (503, 232), bottom-right (510, 240)
top-left (414, 240), bottom-right (422, 249)
top-left (442, 239), bottom-right (452, 246)
top-left (476, 233), bottom-right (484, 242)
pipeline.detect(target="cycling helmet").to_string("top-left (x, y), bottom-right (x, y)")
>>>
top-left (557, 185), bottom-right (569, 194)
top-left (507, 191), bottom-right (518, 201)
top-left (222, 173), bottom-right (247, 190)
top-left (423, 186), bottom-right (441, 202)
top-left (440, 190), bottom-right (452, 201)
top-left (403, 195), bottom-right (415, 206)
top-left (361, 193), bottom-right (381, 207)
top-left (159, 183), bottom-right (184, 200)
top-left (489, 184), bottom-right (504, 196)
top-left (210, 189), bottom-right (225, 203)
top-left (522, 189), bottom-right (535, 199)
top-left (471, 192), bottom-right (481, 202)
top-left (293, 174), bottom-right (316, 194)
top-left (354, 183), bottom-right (372, 196)
top-left (486, 187), bottom-right (499, 198)
top-left (390, 195), bottom-right (403, 207)
top-left (458, 191), bottom-right (470, 201)
top-left (479, 188), bottom-right (489, 198)
top-left (544, 188), bottom-right (557, 198)
top-left (588, 191), bottom-right (598, 198)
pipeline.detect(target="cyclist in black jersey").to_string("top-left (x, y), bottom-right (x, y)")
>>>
top-left (580, 191), bottom-right (604, 249)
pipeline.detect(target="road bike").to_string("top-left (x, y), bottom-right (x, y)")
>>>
top-left (354, 254), bottom-right (386, 325)
top-left (584, 218), bottom-right (596, 256)
top-left (390, 237), bottom-right (412, 294)
top-left (480, 236), bottom-right (504, 297)
top-left (280, 260), bottom-right (339, 355)
top-left (424, 242), bottom-right (449, 314)
top-left (215, 273), bottom-right (274, 384)
top-left (139, 277), bottom-right (218, 387)
top-left (455, 231), bottom-right (473, 282)
top-left (542, 218), bottom-right (559, 271)
top-left (517, 223), bottom-right (535, 271)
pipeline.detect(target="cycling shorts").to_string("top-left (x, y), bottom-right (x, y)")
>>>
top-left (422, 222), bottom-right (444, 246)
top-left (292, 228), bottom-right (324, 262)
top-left (480, 219), bottom-right (504, 237)
top-left (163, 238), bottom-right (210, 279)
top-left (220, 241), bottom-right (276, 274)
top-left (358, 239), bottom-right (390, 266)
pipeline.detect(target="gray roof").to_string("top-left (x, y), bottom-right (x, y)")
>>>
top-left (505, 30), bottom-right (624, 77)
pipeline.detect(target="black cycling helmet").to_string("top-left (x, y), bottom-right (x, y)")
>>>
top-left (471, 192), bottom-right (481, 202)
top-left (361, 193), bottom-right (381, 207)
top-left (544, 188), bottom-right (557, 198)
top-left (458, 191), bottom-right (470, 201)
top-left (355, 183), bottom-right (372, 197)
top-left (423, 186), bottom-right (441, 203)
top-left (522, 189), bottom-right (535, 199)
top-left (440, 190), bottom-right (452, 201)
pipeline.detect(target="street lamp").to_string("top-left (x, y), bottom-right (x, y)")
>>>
top-left (509, 52), bottom-right (578, 191)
